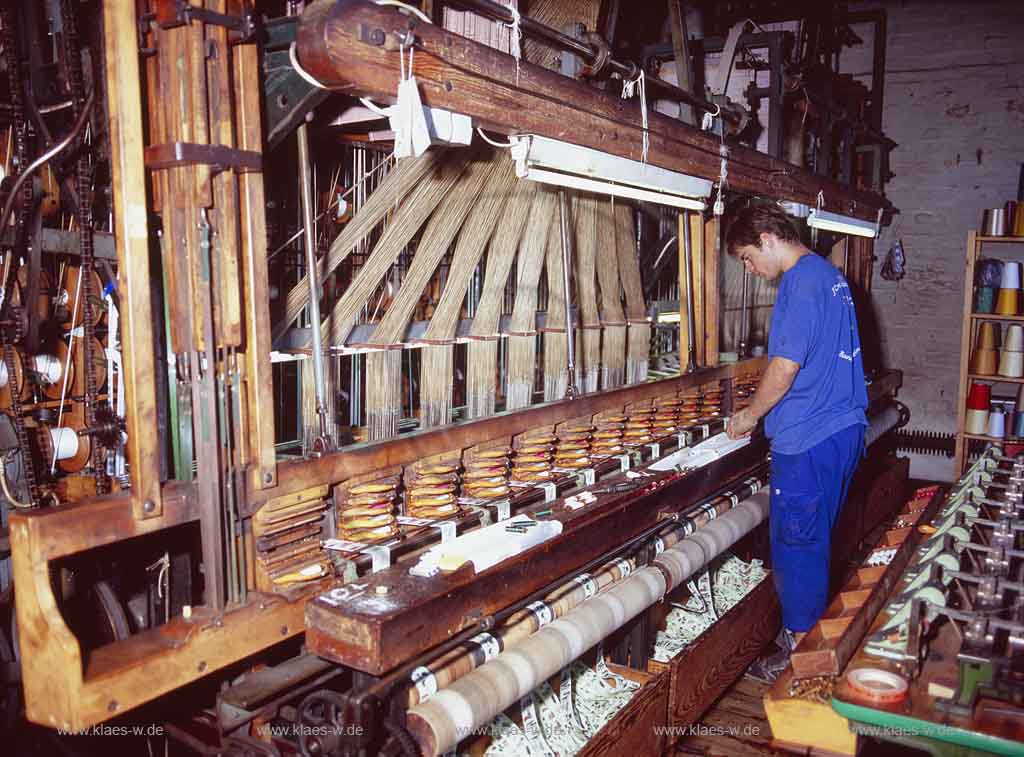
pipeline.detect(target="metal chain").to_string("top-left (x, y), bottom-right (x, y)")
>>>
top-left (60, 0), bottom-right (106, 493)
top-left (0, 6), bottom-right (40, 506)
top-left (3, 337), bottom-right (39, 505)
top-left (1, 4), bottom-right (33, 259)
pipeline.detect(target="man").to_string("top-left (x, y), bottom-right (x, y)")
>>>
top-left (725, 203), bottom-right (867, 672)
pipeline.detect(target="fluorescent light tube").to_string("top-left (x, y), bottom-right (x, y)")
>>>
top-left (806, 208), bottom-right (878, 238)
top-left (523, 167), bottom-right (706, 211)
top-left (511, 135), bottom-right (711, 210)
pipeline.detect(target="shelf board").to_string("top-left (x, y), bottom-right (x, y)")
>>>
top-left (968, 373), bottom-right (1024, 384)
top-left (977, 236), bottom-right (1024, 243)
top-left (970, 313), bottom-right (1024, 322)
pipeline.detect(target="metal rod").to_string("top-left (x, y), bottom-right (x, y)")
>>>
top-left (296, 119), bottom-right (331, 451)
top-left (738, 269), bottom-right (750, 357)
top-left (558, 190), bottom-right (578, 399)
top-left (446, 0), bottom-right (724, 118)
top-left (680, 211), bottom-right (696, 373)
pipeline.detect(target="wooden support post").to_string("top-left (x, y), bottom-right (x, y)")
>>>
top-left (678, 213), bottom-right (691, 367)
top-left (104, 0), bottom-right (163, 518)
top-left (955, 231), bottom-right (980, 474)
top-left (232, 0), bottom-right (278, 488)
top-left (829, 236), bottom-right (848, 273)
top-left (667, 1), bottom-right (695, 126)
top-left (703, 216), bottom-right (720, 366)
top-left (688, 212), bottom-right (705, 366)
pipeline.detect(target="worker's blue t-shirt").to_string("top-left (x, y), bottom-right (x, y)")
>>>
top-left (765, 253), bottom-right (868, 454)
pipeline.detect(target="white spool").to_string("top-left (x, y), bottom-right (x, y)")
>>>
top-left (0, 360), bottom-right (7, 389)
top-left (33, 354), bottom-right (62, 385)
top-left (49, 427), bottom-right (80, 461)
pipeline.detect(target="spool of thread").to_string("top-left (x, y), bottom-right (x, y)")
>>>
top-left (971, 348), bottom-right (998, 375)
top-left (967, 381), bottom-right (991, 410)
top-left (48, 426), bottom-right (80, 461)
top-left (999, 350), bottom-right (1024, 378)
top-left (1017, 384), bottom-right (1024, 409)
top-left (989, 411), bottom-right (1007, 439)
top-left (976, 287), bottom-right (996, 313)
top-left (977, 322), bottom-right (1001, 350)
top-left (1008, 202), bottom-right (1020, 235)
top-left (965, 408), bottom-right (990, 435)
top-left (1006, 325), bottom-right (1024, 351)
top-left (1012, 411), bottom-right (1024, 439)
top-left (983, 208), bottom-right (1008, 236)
top-left (0, 361), bottom-right (7, 389)
top-left (1001, 261), bottom-right (1021, 289)
top-left (995, 289), bottom-right (1019, 316)
top-left (31, 354), bottom-right (62, 385)
top-left (1016, 203), bottom-right (1024, 237)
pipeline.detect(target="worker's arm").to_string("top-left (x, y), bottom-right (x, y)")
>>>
top-left (726, 356), bottom-right (800, 439)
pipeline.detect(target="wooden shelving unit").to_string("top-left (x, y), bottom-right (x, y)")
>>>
top-left (954, 231), bottom-right (1024, 473)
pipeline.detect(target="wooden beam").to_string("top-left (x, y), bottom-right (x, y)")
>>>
top-left (11, 493), bottom-right (323, 731)
top-left (103, 0), bottom-right (163, 518)
top-left (296, 1), bottom-right (889, 221)
top-left (306, 444), bottom-right (769, 674)
top-left (667, 1), bottom-right (694, 126)
top-left (232, 0), bottom-right (278, 488)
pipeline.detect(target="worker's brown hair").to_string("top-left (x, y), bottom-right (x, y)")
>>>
top-left (724, 202), bottom-right (802, 255)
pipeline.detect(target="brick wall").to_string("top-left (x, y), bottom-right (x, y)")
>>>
top-left (843, 0), bottom-right (1024, 479)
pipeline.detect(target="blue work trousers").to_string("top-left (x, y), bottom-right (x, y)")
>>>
top-left (770, 423), bottom-right (865, 632)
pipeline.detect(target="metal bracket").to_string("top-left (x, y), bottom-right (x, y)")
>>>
top-left (155, 0), bottom-right (258, 42)
top-left (144, 142), bottom-right (262, 173)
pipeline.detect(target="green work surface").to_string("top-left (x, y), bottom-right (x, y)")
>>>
top-left (832, 696), bottom-right (1024, 756)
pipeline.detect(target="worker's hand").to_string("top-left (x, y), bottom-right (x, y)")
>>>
top-left (727, 408), bottom-right (757, 440)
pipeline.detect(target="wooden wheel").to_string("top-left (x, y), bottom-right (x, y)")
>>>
top-left (58, 266), bottom-right (105, 329)
top-left (13, 266), bottom-right (53, 324)
top-left (71, 336), bottom-right (106, 395)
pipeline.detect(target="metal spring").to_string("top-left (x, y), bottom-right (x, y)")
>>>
top-left (893, 428), bottom-right (955, 457)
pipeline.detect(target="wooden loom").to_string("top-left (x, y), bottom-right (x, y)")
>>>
top-left (7, 1), bottom-right (899, 751)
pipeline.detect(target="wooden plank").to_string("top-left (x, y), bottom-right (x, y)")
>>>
top-left (955, 231), bottom-right (979, 474)
top-left (666, 0), bottom-right (694, 126)
top-left (295, 1), bottom-right (889, 221)
top-left (232, 0), bottom-right (278, 488)
top-left (305, 443), bottom-right (769, 674)
top-left (764, 666), bottom-right (857, 756)
top-left (103, 0), bottom-right (163, 518)
top-left (665, 576), bottom-right (781, 741)
top-left (205, 0), bottom-right (243, 347)
top-left (10, 492), bottom-right (324, 731)
top-left (579, 667), bottom-right (668, 756)
top-left (269, 360), bottom-right (766, 511)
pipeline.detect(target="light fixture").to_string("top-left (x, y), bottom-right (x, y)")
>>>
top-left (510, 135), bottom-right (712, 210)
top-left (806, 208), bottom-right (878, 238)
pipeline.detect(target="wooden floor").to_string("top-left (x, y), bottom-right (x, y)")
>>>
top-left (671, 677), bottom-right (786, 757)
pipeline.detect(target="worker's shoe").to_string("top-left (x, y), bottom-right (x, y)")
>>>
top-left (744, 628), bottom-right (798, 683)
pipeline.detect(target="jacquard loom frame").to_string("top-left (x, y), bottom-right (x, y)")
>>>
top-left (9, 0), bottom-right (892, 733)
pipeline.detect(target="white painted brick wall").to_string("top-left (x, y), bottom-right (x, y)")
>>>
top-left (843, 1), bottom-right (1024, 480)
